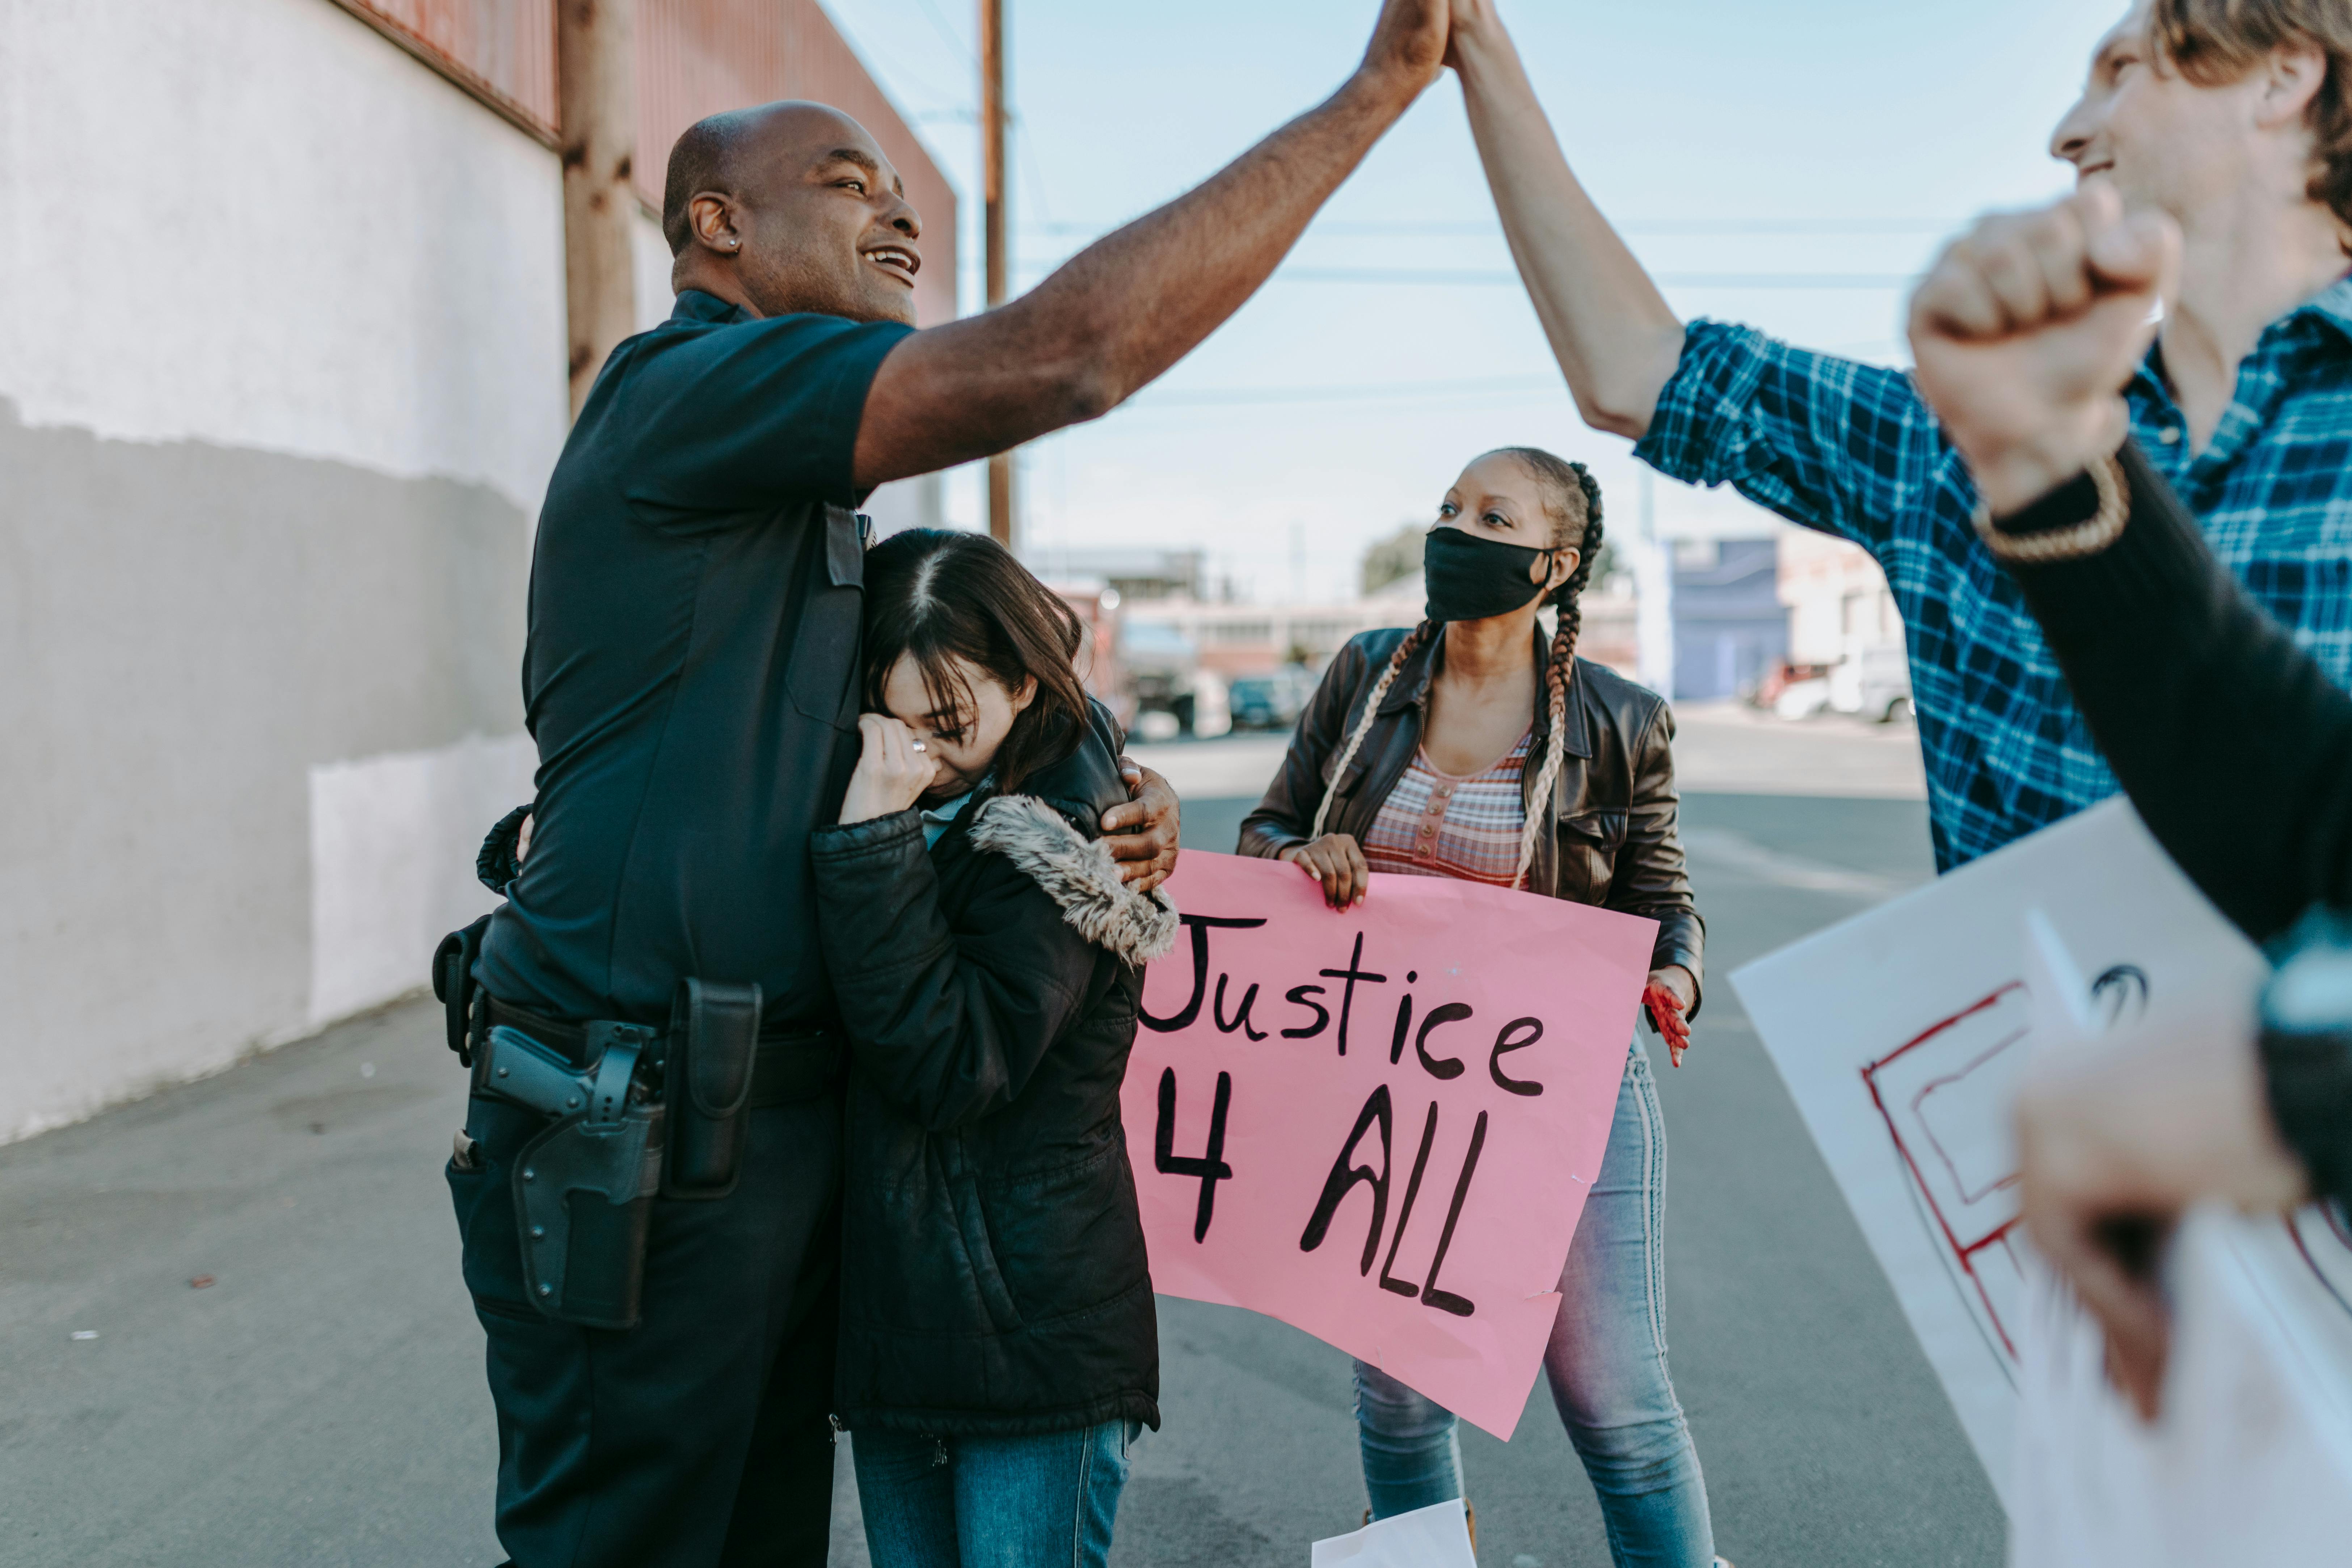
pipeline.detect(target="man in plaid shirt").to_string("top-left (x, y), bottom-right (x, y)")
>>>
top-left (1448, 0), bottom-right (2352, 869)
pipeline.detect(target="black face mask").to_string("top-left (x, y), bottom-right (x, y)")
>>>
top-left (1423, 526), bottom-right (1555, 624)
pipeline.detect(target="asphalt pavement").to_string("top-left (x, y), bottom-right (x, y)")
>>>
top-left (0, 779), bottom-right (2000, 1567)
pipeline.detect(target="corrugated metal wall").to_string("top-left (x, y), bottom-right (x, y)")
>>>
top-left (331, 0), bottom-right (559, 132)
top-left (339, 0), bottom-right (959, 325)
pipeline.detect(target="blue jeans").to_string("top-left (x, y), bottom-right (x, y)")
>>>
top-left (1354, 1042), bottom-right (1715, 1567)
top-left (855, 1420), bottom-right (1135, 1568)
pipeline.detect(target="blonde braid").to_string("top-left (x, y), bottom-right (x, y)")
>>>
top-left (1513, 616), bottom-right (1576, 890)
top-left (1504, 454), bottom-right (1605, 892)
top-left (1309, 621), bottom-right (1435, 840)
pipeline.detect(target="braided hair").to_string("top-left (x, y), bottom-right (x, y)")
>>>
top-left (1305, 449), bottom-right (1605, 892)
top-left (1497, 448), bottom-right (1604, 890)
top-left (1309, 618), bottom-right (1438, 840)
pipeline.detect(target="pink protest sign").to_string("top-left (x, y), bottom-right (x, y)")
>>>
top-left (1123, 851), bottom-right (1656, 1440)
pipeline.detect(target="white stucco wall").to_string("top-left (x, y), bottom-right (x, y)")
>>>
top-left (0, 0), bottom-right (566, 1141)
top-left (0, 0), bottom-right (570, 514)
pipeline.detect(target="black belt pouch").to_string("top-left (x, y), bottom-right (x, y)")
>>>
top-left (663, 979), bottom-right (762, 1200)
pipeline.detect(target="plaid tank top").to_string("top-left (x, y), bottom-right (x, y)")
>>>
top-left (1361, 728), bottom-right (1533, 888)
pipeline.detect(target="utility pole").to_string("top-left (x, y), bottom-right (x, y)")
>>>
top-left (981, 0), bottom-right (1015, 547)
top-left (1635, 467), bottom-right (1677, 700)
top-left (558, 0), bottom-right (639, 417)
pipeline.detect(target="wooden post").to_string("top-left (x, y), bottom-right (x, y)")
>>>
top-left (981, 0), bottom-right (1015, 547)
top-left (559, 0), bottom-right (639, 417)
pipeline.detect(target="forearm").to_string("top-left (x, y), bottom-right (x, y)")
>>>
top-left (1450, 17), bottom-right (1683, 439)
top-left (1237, 743), bottom-right (1324, 859)
top-left (1999, 443), bottom-right (2352, 939)
top-left (854, 72), bottom-right (1421, 486)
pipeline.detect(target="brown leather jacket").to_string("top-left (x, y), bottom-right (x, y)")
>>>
top-left (1239, 626), bottom-right (1706, 1011)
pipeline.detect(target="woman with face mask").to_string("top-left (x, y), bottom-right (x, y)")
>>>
top-left (1240, 448), bottom-right (1724, 1567)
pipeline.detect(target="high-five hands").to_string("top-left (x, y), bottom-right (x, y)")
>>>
top-left (1443, 0), bottom-right (1500, 66)
top-left (1908, 182), bottom-right (2181, 514)
top-left (1360, 0), bottom-right (1453, 100)
top-left (839, 714), bottom-right (941, 826)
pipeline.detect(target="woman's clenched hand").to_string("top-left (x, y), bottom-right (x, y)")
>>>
top-left (1282, 833), bottom-right (1372, 910)
top-left (840, 714), bottom-right (941, 825)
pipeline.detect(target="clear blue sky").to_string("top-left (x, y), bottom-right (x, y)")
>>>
top-left (826, 0), bottom-right (2127, 600)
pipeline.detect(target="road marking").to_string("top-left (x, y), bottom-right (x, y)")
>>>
top-left (1682, 828), bottom-right (1915, 900)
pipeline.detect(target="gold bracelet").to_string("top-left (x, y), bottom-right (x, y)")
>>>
top-left (1972, 451), bottom-right (2129, 565)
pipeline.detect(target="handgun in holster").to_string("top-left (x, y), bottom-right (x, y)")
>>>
top-left (474, 1020), bottom-right (667, 1329)
top-left (466, 979), bottom-right (763, 1328)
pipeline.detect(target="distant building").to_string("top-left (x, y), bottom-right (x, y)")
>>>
top-left (1108, 572), bottom-right (1641, 688)
top-left (1575, 577), bottom-right (1640, 679)
top-left (1778, 527), bottom-right (1912, 720)
top-left (1023, 545), bottom-right (1207, 604)
top-left (1780, 530), bottom-right (1903, 668)
top-left (1670, 538), bottom-right (1787, 701)
top-left (1119, 592), bottom-right (1417, 681)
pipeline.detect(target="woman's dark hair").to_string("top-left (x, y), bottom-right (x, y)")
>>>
top-left (860, 528), bottom-right (1093, 796)
top-left (1308, 447), bottom-right (1606, 889)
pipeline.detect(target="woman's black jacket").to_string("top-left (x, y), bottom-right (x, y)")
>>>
top-left (808, 712), bottom-right (1179, 1437)
top-left (1239, 626), bottom-right (1705, 1006)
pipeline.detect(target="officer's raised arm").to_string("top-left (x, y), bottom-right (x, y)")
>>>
top-left (849, 0), bottom-right (1452, 486)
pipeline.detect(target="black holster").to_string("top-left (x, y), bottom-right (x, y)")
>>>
top-left (662, 979), bottom-right (763, 1200)
top-left (475, 1021), bottom-right (666, 1330)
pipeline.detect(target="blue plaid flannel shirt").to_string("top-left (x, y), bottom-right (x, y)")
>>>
top-left (1636, 280), bottom-right (2352, 871)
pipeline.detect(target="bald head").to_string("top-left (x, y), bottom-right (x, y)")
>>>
top-left (662, 101), bottom-right (924, 325)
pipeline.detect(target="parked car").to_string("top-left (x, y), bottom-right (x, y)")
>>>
top-left (1114, 620), bottom-right (1228, 737)
top-left (1766, 646), bottom-right (1914, 724)
top-left (1227, 665), bottom-right (1318, 731)
top-left (1845, 644), bottom-right (1914, 723)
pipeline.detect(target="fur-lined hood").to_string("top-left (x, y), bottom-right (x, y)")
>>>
top-left (967, 795), bottom-right (1181, 968)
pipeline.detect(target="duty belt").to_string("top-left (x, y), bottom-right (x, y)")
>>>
top-left (484, 997), bottom-right (844, 1108)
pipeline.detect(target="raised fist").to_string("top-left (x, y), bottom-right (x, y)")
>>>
top-left (1908, 183), bottom-right (2179, 515)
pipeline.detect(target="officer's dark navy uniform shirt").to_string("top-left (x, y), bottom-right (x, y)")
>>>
top-left (477, 289), bottom-right (914, 1027)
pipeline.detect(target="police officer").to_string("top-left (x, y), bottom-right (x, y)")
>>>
top-left (449, 3), bottom-right (1455, 1563)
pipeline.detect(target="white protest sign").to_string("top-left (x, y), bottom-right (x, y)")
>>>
top-left (1309, 1500), bottom-right (1477, 1568)
top-left (1727, 799), bottom-right (2269, 1505)
top-left (2010, 1207), bottom-right (2352, 1565)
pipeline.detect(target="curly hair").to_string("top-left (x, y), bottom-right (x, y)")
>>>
top-left (1308, 448), bottom-right (1606, 891)
top-left (2150, 0), bottom-right (2352, 240)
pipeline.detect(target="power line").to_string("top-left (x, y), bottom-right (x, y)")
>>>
top-left (909, 0), bottom-right (977, 66)
top-left (1131, 374), bottom-right (1564, 408)
top-left (1016, 259), bottom-right (1918, 290)
top-left (1027, 216), bottom-right (1961, 239)
top-left (1284, 266), bottom-right (1917, 290)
